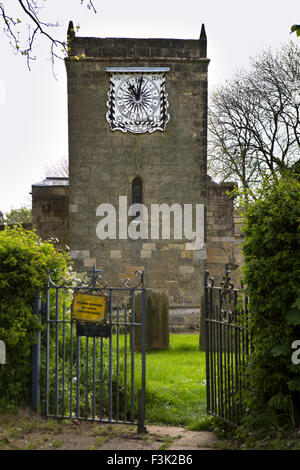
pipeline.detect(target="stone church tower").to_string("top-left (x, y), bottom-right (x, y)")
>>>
top-left (64, 23), bottom-right (209, 309)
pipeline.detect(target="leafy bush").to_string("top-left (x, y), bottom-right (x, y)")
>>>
top-left (4, 207), bottom-right (32, 224)
top-left (0, 226), bottom-right (69, 408)
top-left (239, 175), bottom-right (300, 433)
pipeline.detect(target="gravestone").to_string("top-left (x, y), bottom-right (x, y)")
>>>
top-left (134, 289), bottom-right (169, 351)
top-left (199, 294), bottom-right (206, 350)
top-left (0, 340), bottom-right (6, 364)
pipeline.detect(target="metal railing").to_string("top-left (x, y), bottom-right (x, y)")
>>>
top-left (205, 265), bottom-right (250, 426)
top-left (32, 265), bottom-right (147, 433)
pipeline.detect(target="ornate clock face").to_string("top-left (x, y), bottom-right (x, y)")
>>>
top-left (106, 72), bottom-right (170, 134)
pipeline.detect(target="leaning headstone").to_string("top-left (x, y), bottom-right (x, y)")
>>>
top-left (199, 294), bottom-right (206, 351)
top-left (0, 340), bottom-right (6, 365)
top-left (134, 289), bottom-right (169, 351)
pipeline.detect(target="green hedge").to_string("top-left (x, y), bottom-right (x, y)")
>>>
top-left (0, 226), bottom-right (69, 408)
top-left (240, 175), bottom-right (300, 432)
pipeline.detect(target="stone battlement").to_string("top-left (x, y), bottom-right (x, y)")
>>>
top-left (67, 22), bottom-right (208, 60)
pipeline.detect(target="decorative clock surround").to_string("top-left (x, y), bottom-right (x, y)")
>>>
top-left (106, 67), bottom-right (170, 134)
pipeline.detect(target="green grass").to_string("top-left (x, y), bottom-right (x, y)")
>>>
top-left (144, 334), bottom-right (208, 429)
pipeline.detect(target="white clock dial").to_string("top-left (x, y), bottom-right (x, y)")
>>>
top-left (106, 73), bottom-right (170, 134)
top-left (115, 77), bottom-right (159, 122)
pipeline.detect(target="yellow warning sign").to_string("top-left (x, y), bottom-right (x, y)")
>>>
top-left (72, 292), bottom-right (106, 323)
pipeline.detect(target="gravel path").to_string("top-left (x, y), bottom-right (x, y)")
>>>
top-left (0, 408), bottom-right (219, 451)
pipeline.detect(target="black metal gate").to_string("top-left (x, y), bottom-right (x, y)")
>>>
top-left (205, 265), bottom-right (250, 426)
top-left (33, 265), bottom-right (147, 433)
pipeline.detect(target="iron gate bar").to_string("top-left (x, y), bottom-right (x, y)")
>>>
top-left (92, 336), bottom-right (96, 419)
top-left (139, 287), bottom-right (147, 433)
top-left (55, 288), bottom-right (59, 417)
top-left (45, 278), bottom-right (50, 417)
top-left (205, 265), bottom-right (250, 426)
top-left (124, 304), bottom-right (128, 421)
top-left (32, 292), bottom-right (41, 413)
top-left (116, 304), bottom-right (120, 422)
top-left (108, 289), bottom-right (112, 421)
top-left (70, 314), bottom-right (73, 418)
top-left (100, 336), bottom-right (103, 420)
top-left (62, 303), bottom-right (66, 417)
top-left (131, 289), bottom-right (135, 423)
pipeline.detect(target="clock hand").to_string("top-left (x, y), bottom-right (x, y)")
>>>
top-left (136, 77), bottom-right (144, 100)
top-left (128, 82), bottom-right (137, 98)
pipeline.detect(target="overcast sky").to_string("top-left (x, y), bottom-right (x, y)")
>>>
top-left (0, 0), bottom-right (298, 214)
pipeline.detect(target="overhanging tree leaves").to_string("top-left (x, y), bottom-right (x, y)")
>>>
top-left (291, 24), bottom-right (300, 36)
top-left (0, 0), bottom-right (96, 69)
top-left (208, 42), bottom-right (300, 190)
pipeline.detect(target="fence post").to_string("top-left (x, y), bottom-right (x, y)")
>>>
top-left (137, 287), bottom-right (147, 434)
top-left (32, 291), bottom-right (41, 413)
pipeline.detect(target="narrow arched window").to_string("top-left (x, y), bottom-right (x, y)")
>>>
top-left (132, 177), bottom-right (143, 205)
top-left (132, 177), bottom-right (143, 219)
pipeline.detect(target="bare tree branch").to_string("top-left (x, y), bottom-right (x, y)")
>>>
top-left (208, 42), bottom-right (300, 190)
top-left (44, 158), bottom-right (69, 177)
top-left (0, 0), bottom-right (97, 70)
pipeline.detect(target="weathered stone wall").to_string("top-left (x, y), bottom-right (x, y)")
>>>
top-left (206, 177), bottom-right (242, 287)
top-left (233, 213), bottom-right (245, 283)
top-left (66, 33), bottom-right (209, 306)
top-left (169, 305), bottom-right (201, 332)
top-left (31, 178), bottom-right (69, 247)
top-left (170, 178), bottom-right (244, 333)
top-left (30, 175), bottom-right (244, 332)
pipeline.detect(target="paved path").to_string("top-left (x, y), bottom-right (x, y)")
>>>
top-left (0, 408), bottom-right (219, 451)
top-left (99, 425), bottom-right (218, 451)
